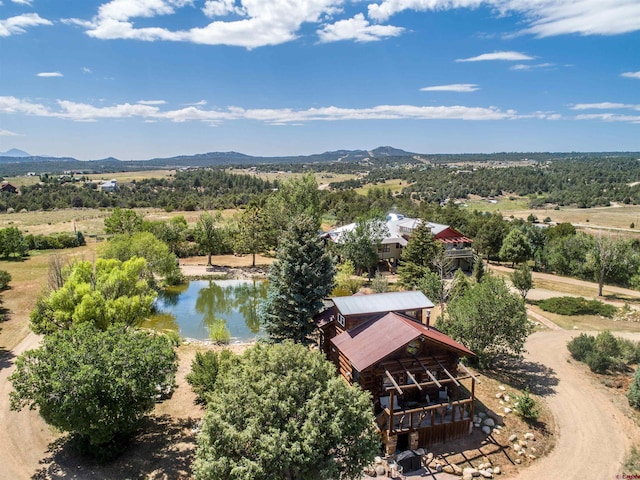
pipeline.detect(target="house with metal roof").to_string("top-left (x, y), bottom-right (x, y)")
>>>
top-left (324, 214), bottom-right (475, 272)
top-left (315, 290), bottom-right (478, 454)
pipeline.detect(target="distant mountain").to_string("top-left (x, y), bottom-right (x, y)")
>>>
top-left (370, 146), bottom-right (416, 157)
top-left (0, 148), bottom-right (30, 157)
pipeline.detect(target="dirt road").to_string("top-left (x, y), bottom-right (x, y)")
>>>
top-left (517, 330), bottom-right (637, 480)
top-left (0, 332), bottom-right (55, 480)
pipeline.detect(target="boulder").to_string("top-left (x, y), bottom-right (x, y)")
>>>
top-left (504, 407), bottom-right (512, 414)
top-left (503, 395), bottom-right (510, 402)
top-left (499, 385), bottom-right (506, 391)
top-left (482, 426), bottom-right (492, 434)
top-left (515, 458), bottom-right (522, 465)
top-left (494, 466), bottom-right (502, 475)
top-left (512, 442), bottom-right (520, 451)
top-left (524, 432), bottom-right (535, 441)
top-left (484, 418), bottom-right (495, 427)
top-left (479, 470), bottom-right (493, 478)
top-left (443, 465), bottom-right (455, 474)
top-left (508, 434), bottom-right (518, 442)
top-left (463, 467), bottom-right (480, 478)
top-left (478, 412), bottom-right (487, 418)
top-left (375, 465), bottom-right (386, 476)
top-left (495, 392), bottom-right (503, 399)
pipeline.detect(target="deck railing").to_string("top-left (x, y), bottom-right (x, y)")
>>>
top-left (380, 398), bottom-right (474, 435)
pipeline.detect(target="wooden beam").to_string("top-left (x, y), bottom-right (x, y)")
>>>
top-left (412, 355), bottom-right (442, 388)
top-left (432, 356), bottom-right (461, 387)
top-left (384, 368), bottom-right (404, 395)
top-left (397, 360), bottom-right (422, 391)
top-left (459, 362), bottom-right (481, 383)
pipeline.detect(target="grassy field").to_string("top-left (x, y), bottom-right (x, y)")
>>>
top-left (463, 195), bottom-right (533, 213)
top-left (354, 178), bottom-right (407, 196)
top-left (0, 207), bottom-right (243, 237)
top-left (3, 170), bottom-right (176, 187)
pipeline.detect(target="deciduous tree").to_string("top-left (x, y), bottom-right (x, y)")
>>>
top-left (511, 263), bottom-right (533, 300)
top-left (10, 323), bottom-right (176, 457)
top-left (194, 212), bottom-right (224, 266)
top-left (438, 275), bottom-right (532, 368)
top-left (499, 228), bottom-right (532, 266)
top-left (103, 208), bottom-right (143, 235)
top-left (30, 257), bottom-right (156, 334)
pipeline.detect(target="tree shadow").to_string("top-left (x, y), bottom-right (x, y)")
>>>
top-left (484, 356), bottom-right (559, 397)
top-left (0, 346), bottom-right (15, 371)
top-left (32, 415), bottom-right (199, 480)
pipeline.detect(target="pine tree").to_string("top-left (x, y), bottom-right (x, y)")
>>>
top-left (259, 215), bottom-right (335, 344)
top-left (398, 222), bottom-right (442, 288)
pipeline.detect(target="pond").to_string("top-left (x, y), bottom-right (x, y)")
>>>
top-left (143, 279), bottom-right (268, 343)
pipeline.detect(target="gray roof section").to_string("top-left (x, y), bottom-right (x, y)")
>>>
top-left (332, 291), bottom-right (434, 316)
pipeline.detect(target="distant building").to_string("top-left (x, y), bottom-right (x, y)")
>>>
top-left (323, 213), bottom-right (475, 271)
top-left (98, 179), bottom-right (118, 192)
top-left (0, 182), bottom-right (18, 194)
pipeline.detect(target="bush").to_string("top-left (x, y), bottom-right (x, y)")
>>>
top-left (538, 296), bottom-right (617, 318)
top-left (0, 270), bottom-right (11, 290)
top-left (186, 350), bottom-right (233, 403)
top-left (567, 333), bottom-right (596, 361)
top-left (629, 367), bottom-right (640, 409)
top-left (513, 387), bottom-right (540, 421)
top-left (586, 350), bottom-right (612, 374)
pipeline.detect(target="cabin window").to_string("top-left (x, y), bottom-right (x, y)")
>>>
top-left (337, 313), bottom-right (345, 327)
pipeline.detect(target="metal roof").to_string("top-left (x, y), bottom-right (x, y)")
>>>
top-left (331, 313), bottom-right (422, 372)
top-left (330, 312), bottom-right (474, 372)
top-left (332, 291), bottom-right (434, 316)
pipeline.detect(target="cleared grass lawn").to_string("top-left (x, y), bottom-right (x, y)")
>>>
top-left (463, 194), bottom-right (532, 213)
top-left (509, 203), bottom-right (640, 231)
top-left (354, 178), bottom-right (407, 196)
top-left (83, 170), bottom-right (176, 183)
top-left (0, 207), bottom-right (244, 237)
top-left (527, 304), bottom-right (640, 332)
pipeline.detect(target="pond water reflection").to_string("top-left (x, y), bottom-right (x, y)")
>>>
top-left (143, 279), bottom-right (268, 343)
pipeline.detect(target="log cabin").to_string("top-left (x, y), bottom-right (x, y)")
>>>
top-left (315, 291), bottom-right (479, 454)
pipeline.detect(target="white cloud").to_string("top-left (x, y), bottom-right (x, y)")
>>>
top-left (456, 51), bottom-right (534, 62)
top-left (11, 0), bottom-right (32, 4)
top-left (367, 0), bottom-right (640, 37)
top-left (82, 67), bottom-right (93, 74)
top-left (317, 13), bottom-right (403, 42)
top-left (0, 129), bottom-right (21, 136)
top-left (420, 83), bottom-right (479, 92)
top-left (203, 0), bottom-right (242, 17)
top-left (184, 100), bottom-right (208, 106)
top-left (137, 100), bottom-right (167, 105)
top-left (575, 113), bottom-right (640, 123)
top-left (0, 13), bottom-right (52, 37)
top-left (37, 72), bottom-right (63, 77)
top-left (621, 71), bottom-right (640, 79)
top-left (572, 102), bottom-right (640, 111)
top-left (71, 0), bottom-right (347, 48)
top-left (0, 95), bottom-right (520, 123)
top-left (510, 62), bottom-right (554, 71)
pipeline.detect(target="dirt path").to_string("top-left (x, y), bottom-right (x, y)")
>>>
top-left (516, 330), bottom-right (638, 479)
top-left (0, 331), bottom-right (56, 480)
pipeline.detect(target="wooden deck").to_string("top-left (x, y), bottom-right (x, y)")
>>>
top-left (377, 398), bottom-right (473, 435)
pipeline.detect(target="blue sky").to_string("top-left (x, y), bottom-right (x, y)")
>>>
top-left (0, 0), bottom-right (639, 160)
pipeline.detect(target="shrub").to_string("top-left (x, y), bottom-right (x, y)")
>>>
top-left (538, 296), bottom-right (617, 318)
top-left (186, 350), bottom-right (233, 403)
top-left (586, 350), bottom-right (612, 374)
top-left (567, 333), bottom-right (596, 361)
top-left (0, 270), bottom-right (11, 290)
top-left (513, 387), bottom-right (540, 421)
top-left (628, 367), bottom-right (640, 409)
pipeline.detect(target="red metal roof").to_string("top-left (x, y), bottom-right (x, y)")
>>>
top-left (433, 226), bottom-right (473, 243)
top-left (330, 312), bottom-right (474, 372)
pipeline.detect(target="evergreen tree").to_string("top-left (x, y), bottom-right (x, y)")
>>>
top-left (259, 215), bottom-right (335, 344)
top-left (398, 222), bottom-right (442, 288)
top-left (193, 342), bottom-right (378, 480)
top-left (472, 257), bottom-right (485, 283)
